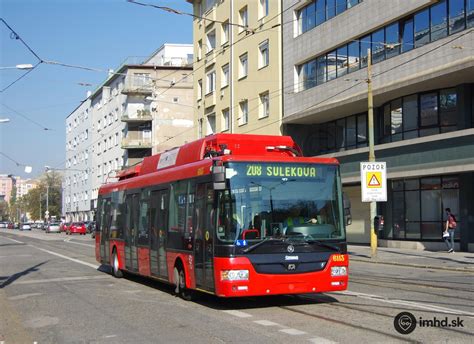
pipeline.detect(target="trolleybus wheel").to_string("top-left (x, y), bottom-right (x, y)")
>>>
top-left (111, 250), bottom-right (123, 278)
top-left (174, 264), bottom-right (193, 301)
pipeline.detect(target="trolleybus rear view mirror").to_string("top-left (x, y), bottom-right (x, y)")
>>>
top-left (343, 193), bottom-right (352, 226)
top-left (213, 165), bottom-right (226, 190)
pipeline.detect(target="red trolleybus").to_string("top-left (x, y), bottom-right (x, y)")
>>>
top-left (95, 134), bottom-right (351, 299)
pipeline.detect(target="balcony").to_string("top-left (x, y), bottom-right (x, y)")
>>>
top-left (121, 109), bottom-right (153, 123)
top-left (121, 138), bottom-right (152, 149)
top-left (122, 82), bottom-right (153, 95)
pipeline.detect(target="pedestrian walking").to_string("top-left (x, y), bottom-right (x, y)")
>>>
top-left (443, 208), bottom-right (457, 253)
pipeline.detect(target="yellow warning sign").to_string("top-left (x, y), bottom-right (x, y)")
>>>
top-left (367, 172), bottom-right (382, 188)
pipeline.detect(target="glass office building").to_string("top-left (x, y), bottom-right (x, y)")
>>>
top-left (283, 0), bottom-right (474, 252)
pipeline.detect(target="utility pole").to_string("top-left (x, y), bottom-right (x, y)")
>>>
top-left (367, 49), bottom-right (377, 258)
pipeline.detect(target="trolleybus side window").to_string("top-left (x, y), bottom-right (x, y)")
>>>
top-left (169, 181), bottom-right (194, 251)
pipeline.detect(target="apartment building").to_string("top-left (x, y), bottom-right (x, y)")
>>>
top-left (0, 175), bottom-right (36, 203)
top-left (0, 175), bottom-right (13, 203)
top-left (64, 44), bottom-right (195, 222)
top-left (282, 0), bottom-right (474, 251)
top-left (187, 0), bottom-right (283, 137)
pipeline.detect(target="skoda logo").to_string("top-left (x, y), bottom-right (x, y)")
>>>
top-left (287, 264), bottom-right (296, 271)
top-left (287, 245), bottom-right (295, 253)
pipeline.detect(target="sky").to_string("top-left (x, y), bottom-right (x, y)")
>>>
top-left (0, 0), bottom-right (193, 179)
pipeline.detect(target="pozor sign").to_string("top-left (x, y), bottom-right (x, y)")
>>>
top-left (360, 162), bottom-right (387, 202)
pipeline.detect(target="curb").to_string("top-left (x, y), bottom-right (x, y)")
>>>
top-left (350, 257), bottom-right (474, 273)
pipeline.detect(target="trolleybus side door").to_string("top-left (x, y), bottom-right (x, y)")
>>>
top-left (150, 189), bottom-right (169, 279)
top-left (125, 192), bottom-right (139, 271)
top-left (194, 182), bottom-right (215, 291)
top-left (98, 197), bottom-right (111, 264)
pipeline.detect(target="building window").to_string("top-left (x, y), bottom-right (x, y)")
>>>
top-left (259, 40), bottom-right (269, 68)
top-left (239, 100), bottom-right (248, 126)
top-left (221, 64), bottom-right (229, 88)
top-left (239, 6), bottom-right (248, 32)
top-left (468, 0), bottom-right (474, 28)
top-left (239, 53), bottom-right (248, 79)
top-left (222, 108), bottom-right (230, 131)
top-left (387, 176), bottom-right (459, 241)
top-left (222, 20), bottom-right (229, 45)
top-left (259, 91), bottom-right (270, 119)
top-left (198, 40), bottom-right (202, 60)
top-left (449, 0), bottom-right (465, 34)
top-left (206, 29), bottom-right (216, 52)
top-left (259, 0), bottom-right (269, 19)
top-left (206, 71), bottom-right (216, 94)
top-left (431, 0), bottom-right (448, 41)
top-left (414, 8), bottom-right (430, 48)
top-left (198, 118), bottom-right (203, 138)
top-left (206, 113), bottom-right (216, 135)
top-left (197, 79), bottom-right (203, 100)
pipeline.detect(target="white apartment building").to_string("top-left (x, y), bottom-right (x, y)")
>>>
top-left (64, 98), bottom-right (93, 221)
top-left (64, 44), bottom-right (195, 222)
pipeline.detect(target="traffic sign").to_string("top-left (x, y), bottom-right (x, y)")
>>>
top-left (360, 162), bottom-right (387, 202)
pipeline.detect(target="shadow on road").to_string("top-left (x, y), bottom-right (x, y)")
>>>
top-left (0, 261), bottom-right (48, 288)
top-left (114, 270), bottom-right (339, 310)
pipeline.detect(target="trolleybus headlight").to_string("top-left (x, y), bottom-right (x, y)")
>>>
top-left (331, 266), bottom-right (347, 277)
top-left (220, 270), bottom-right (249, 281)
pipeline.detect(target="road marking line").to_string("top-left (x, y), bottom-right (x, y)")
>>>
top-left (308, 337), bottom-right (338, 344)
top-left (0, 254), bottom-right (32, 258)
top-left (8, 293), bottom-right (43, 300)
top-left (279, 328), bottom-right (307, 335)
top-left (63, 238), bottom-right (94, 248)
top-left (339, 290), bottom-right (474, 317)
top-left (2, 237), bottom-right (24, 244)
top-left (222, 310), bottom-right (253, 318)
top-left (253, 320), bottom-right (279, 326)
top-left (32, 246), bottom-right (100, 269)
top-left (14, 276), bottom-right (109, 285)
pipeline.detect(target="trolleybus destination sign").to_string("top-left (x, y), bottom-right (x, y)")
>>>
top-left (360, 162), bottom-right (387, 202)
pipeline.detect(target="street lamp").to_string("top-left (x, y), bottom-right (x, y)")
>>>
top-left (0, 64), bottom-right (34, 70)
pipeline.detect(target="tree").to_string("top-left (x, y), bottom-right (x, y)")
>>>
top-left (23, 171), bottom-right (63, 221)
top-left (0, 200), bottom-right (9, 221)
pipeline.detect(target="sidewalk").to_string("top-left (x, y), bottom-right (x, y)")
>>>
top-left (348, 245), bottom-right (474, 272)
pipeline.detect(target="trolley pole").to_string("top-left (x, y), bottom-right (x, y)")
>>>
top-left (367, 49), bottom-right (377, 259)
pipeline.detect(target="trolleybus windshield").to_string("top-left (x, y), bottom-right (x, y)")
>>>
top-left (216, 162), bottom-right (345, 245)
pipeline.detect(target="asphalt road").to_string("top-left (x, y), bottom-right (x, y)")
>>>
top-left (1, 229), bottom-right (473, 344)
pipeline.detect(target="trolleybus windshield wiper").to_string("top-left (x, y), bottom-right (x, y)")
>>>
top-left (242, 237), bottom-right (286, 253)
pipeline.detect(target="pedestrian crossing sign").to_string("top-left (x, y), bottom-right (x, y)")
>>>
top-left (360, 162), bottom-right (387, 202)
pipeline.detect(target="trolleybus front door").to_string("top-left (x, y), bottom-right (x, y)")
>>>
top-left (193, 183), bottom-right (215, 291)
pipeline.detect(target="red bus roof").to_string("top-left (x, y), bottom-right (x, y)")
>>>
top-left (100, 134), bottom-right (339, 194)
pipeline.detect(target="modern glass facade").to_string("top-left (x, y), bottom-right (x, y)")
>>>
top-left (309, 87), bottom-right (461, 155)
top-left (297, 0), bottom-right (474, 92)
top-left (297, 0), bottom-right (361, 35)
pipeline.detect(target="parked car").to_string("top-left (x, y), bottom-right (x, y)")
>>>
top-left (0, 222), bottom-right (7, 228)
top-left (46, 222), bottom-right (61, 233)
top-left (20, 223), bottom-right (32, 230)
top-left (60, 222), bottom-right (70, 233)
top-left (7, 222), bottom-right (14, 229)
top-left (86, 221), bottom-right (96, 234)
top-left (67, 222), bottom-right (87, 235)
